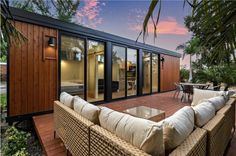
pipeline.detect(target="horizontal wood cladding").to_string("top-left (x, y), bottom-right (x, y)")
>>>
top-left (9, 21), bottom-right (58, 117)
top-left (160, 54), bottom-right (180, 92)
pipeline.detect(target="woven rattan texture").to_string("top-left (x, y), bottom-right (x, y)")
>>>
top-left (203, 113), bottom-right (226, 156)
top-left (54, 101), bottom-right (94, 156)
top-left (217, 100), bottom-right (235, 154)
top-left (169, 128), bottom-right (207, 156)
top-left (90, 125), bottom-right (151, 156)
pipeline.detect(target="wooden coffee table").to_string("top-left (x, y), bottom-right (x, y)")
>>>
top-left (123, 106), bottom-right (165, 122)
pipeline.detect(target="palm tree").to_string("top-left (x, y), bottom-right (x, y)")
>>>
top-left (12, 0), bottom-right (80, 23)
top-left (1, 0), bottom-right (80, 54)
top-left (176, 37), bottom-right (200, 82)
top-left (141, 0), bottom-right (236, 63)
top-left (1, 0), bottom-right (27, 53)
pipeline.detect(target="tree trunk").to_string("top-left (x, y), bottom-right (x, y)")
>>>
top-left (188, 55), bottom-right (193, 82)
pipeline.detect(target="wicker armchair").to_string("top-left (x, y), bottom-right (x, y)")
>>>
top-left (54, 101), bottom-right (94, 156)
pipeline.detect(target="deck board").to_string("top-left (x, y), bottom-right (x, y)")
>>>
top-left (33, 91), bottom-right (236, 156)
top-left (33, 114), bottom-right (66, 156)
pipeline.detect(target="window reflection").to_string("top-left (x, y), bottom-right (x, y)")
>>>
top-left (152, 54), bottom-right (158, 92)
top-left (61, 35), bottom-right (85, 99)
top-left (87, 40), bottom-right (104, 102)
top-left (112, 46), bottom-right (126, 99)
top-left (127, 48), bottom-right (137, 96)
top-left (143, 52), bottom-right (151, 94)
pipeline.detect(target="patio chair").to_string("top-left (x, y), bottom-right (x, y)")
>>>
top-left (173, 83), bottom-right (182, 98)
top-left (181, 84), bottom-right (193, 102)
top-left (207, 85), bottom-right (221, 91)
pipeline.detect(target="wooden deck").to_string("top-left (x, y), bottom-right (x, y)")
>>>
top-left (33, 114), bottom-right (66, 156)
top-left (33, 91), bottom-right (236, 156)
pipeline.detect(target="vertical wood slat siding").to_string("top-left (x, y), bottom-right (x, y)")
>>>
top-left (9, 21), bottom-right (58, 116)
top-left (14, 21), bottom-right (22, 115)
top-left (21, 22), bottom-right (28, 114)
top-left (160, 54), bottom-right (180, 92)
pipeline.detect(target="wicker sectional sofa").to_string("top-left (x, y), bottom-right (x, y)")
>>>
top-left (54, 91), bottom-right (235, 156)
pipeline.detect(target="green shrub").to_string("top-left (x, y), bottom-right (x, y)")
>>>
top-left (194, 64), bottom-right (236, 89)
top-left (180, 68), bottom-right (189, 82)
top-left (13, 148), bottom-right (28, 156)
top-left (0, 93), bottom-right (7, 111)
top-left (2, 127), bottom-right (30, 156)
top-left (0, 55), bottom-right (7, 62)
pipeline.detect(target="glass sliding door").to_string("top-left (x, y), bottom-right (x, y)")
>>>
top-left (143, 52), bottom-right (151, 94)
top-left (152, 53), bottom-right (159, 92)
top-left (127, 48), bottom-right (137, 96)
top-left (112, 45), bottom-right (126, 99)
top-left (87, 40), bottom-right (104, 102)
top-left (61, 35), bottom-right (85, 99)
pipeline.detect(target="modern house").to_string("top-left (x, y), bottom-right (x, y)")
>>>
top-left (7, 7), bottom-right (181, 123)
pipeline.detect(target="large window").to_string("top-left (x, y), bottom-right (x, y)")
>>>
top-left (143, 52), bottom-right (151, 94)
top-left (127, 48), bottom-right (137, 96)
top-left (61, 35), bottom-right (85, 99)
top-left (112, 45), bottom-right (126, 99)
top-left (87, 40), bottom-right (104, 102)
top-left (152, 54), bottom-right (159, 92)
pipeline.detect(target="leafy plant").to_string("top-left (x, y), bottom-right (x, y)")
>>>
top-left (11, 0), bottom-right (80, 23)
top-left (1, 0), bottom-right (27, 54)
top-left (0, 93), bottom-right (7, 111)
top-left (13, 148), bottom-right (28, 156)
top-left (190, 0), bottom-right (236, 63)
top-left (141, 0), bottom-right (236, 63)
top-left (2, 127), bottom-right (30, 156)
top-left (0, 55), bottom-right (7, 62)
top-left (176, 37), bottom-right (201, 82)
top-left (194, 64), bottom-right (236, 90)
top-left (180, 68), bottom-right (189, 82)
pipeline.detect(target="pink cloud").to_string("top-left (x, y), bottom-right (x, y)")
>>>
top-left (73, 0), bottom-right (104, 28)
top-left (128, 9), bottom-right (188, 35)
top-left (129, 17), bottom-right (188, 35)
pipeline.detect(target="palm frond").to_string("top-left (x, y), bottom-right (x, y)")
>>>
top-left (1, 0), bottom-right (27, 52)
top-left (137, 0), bottom-right (160, 43)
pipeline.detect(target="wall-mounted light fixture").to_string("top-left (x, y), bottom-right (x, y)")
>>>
top-left (48, 37), bottom-right (56, 47)
top-left (160, 56), bottom-right (165, 69)
top-left (43, 34), bottom-right (57, 61)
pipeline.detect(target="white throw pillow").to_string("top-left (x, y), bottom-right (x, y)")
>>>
top-left (73, 96), bottom-right (100, 124)
top-left (192, 101), bottom-right (216, 127)
top-left (60, 92), bottom-right (74, 108)
top-left (201, 96), bottom-right (226, 111)
top-left (191, 88), bottom-right (226, 106)
top-left (159, 106), bottom-right (195, 150)
top-left (99, 107), bottom-right (164, 155)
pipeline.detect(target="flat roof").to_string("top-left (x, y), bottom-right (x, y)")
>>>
top-left (10, 7), bottom-right (181, 58)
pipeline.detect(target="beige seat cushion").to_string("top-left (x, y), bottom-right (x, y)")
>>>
top-left (99, 107), bottom-right (164, 155)
top-left (202, 96), bottom-right (226, 111)
top-left (191, 88), bottom-right (226, 106)
top-left (60, 92), bottom-right (74, 108)
top-left (192, 101), bottom-right (216, 127)
top-left (159, 106), bottom-right (195, 151)
top-left (73, 96), bottom-right (100, 124)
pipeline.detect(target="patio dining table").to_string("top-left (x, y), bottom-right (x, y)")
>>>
top-left (179, 83), bottom-right (210, 89)
top-left (179, 83), bottom-right (209, 102)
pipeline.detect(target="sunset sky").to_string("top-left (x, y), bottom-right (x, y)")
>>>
top-left (73, 0), bottom-right (193, 68)
top-left (11, 0), bottom-right (193, 67)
